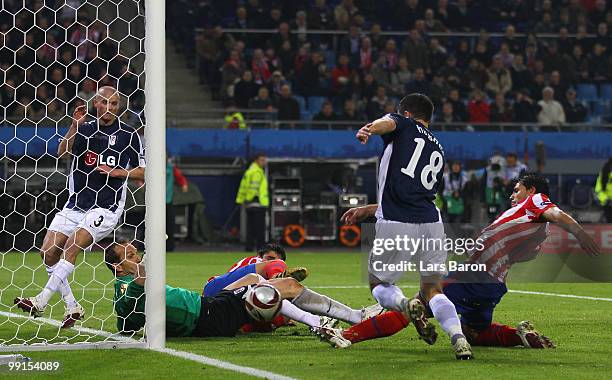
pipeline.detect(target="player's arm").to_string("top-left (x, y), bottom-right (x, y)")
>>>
top-left (341, 204), bottom-right (378, 225)
top-left (97, 166), bottom-right (145, 180)
top-left (356, 116), bottom-right (396, 144)
top-left (57, 105), bottom-right (86, 158)
top-left (542, 206), bottom-right (600, 257)
top-left (97, 131), bottom-right (146, 180)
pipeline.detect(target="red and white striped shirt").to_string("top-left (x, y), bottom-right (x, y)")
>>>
top-left (227, 256), bottom-right (262, 273)
top-left (469, 193), bottom-right (555, 282)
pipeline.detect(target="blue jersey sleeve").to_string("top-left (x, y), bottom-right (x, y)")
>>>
top-left (70, 124), bottom-right (89, 156)
top-left (379, 113), bottom-right (408, 145)
top-left (127, 131), bottom-right (146, 168)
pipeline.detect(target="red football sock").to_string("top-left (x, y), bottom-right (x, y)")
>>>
top-left (472, 323), bottom-right (522, 346)
top-left (342, 311), bottom-right (409, 344)
top-left (263, 260), bottom-right (287, 279)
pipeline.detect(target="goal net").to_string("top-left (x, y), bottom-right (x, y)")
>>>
top-left (0, 0), bottom-right (165, 351)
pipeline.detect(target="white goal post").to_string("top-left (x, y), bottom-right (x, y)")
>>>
top-left (0, 0), bottom-right (165, 352)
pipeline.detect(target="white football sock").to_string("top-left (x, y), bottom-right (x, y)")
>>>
top-left (36, 259), bottom-right (75, 307)
top-left (292, 288), bottom-right (362, 324)
top-left (46, 263), bottom-right (78, 309)
top-left (280, 300), bottom-right (320, 328)
top-left (371, 283), bottom-right (406, 311)
top-left (429, 293), bottom-right (464, 342)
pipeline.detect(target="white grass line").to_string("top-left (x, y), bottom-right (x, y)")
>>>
top-left (507, 289), bottom-right (612, 302)
top-left (1, 311), bottom-right (297, 379)
top-left (312, 285), bottom-right (612, 302)
top-left (156, 348), bottom-right (297, 380)
top-left (0, 311), bottom-right (139, 343)
top-left (8, 285), bottom-right (612, 302)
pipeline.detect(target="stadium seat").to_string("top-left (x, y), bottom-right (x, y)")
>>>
top-left (324, 50), bottom-right (336, 69)
top-left (576, 84), bottom-right (598, 102)
top-left (591, 101), bottom-right (610, 119)
top-left (293, 95), bottom-right (306, 114)
top-left (600, 84), bottom-right (612, 101)
top-left (307, 96), bottom-right (327, 115)
top-left (569, 179), bottom-right (593, 209)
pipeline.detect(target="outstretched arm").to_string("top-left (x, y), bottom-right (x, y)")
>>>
top-left (341, 204), bottom-right (378, 225)
top-left (58, 105), bottom-right (87, 158)
top-left (542, 206), bottom-right (600, 257)
top-left (356, 116), bottom-right (397, 144)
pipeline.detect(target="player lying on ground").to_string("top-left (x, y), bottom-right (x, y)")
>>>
top-left (203, 243), bottom-right (308, 297)
top-left (104, 241), bottom-right (380, 337)
top-left (14, 86), bottom-right (146, 328)
top-left (350, 93), bottom-right (473, 359)
top-left (329, 173), bottom-right (600, 349)
top-left (204, 242), bottom-right (315, 332)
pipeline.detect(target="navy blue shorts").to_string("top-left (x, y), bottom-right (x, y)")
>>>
top-left (442, 280), bottom-right (508, 331)
top-left (203, 264), bottom-right (257, 297)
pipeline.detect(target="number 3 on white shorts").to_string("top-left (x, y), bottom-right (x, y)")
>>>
top-left (400, 138), bottom-right (443, 190)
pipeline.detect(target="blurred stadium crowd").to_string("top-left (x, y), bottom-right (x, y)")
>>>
top-left (168, 0), bottom-right (611, 127)
top-left (0, 0), bottom-right (144, 125)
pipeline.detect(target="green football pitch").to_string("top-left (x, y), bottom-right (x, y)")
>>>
top-left (1, 251), bottom-right (611, 379)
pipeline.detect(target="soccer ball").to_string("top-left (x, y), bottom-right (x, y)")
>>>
top-left (244, 284), bottom-right (282, 322)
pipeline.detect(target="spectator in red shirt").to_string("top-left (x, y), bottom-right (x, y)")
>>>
top-left (332, 53), bottom-right (352, 94)
top-left (468, 90), bottom-right (490, 123)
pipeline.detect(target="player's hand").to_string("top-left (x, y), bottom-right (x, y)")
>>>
top-left (341, 207), bottom-right (367, 225)
top-left (181, 184), bottom-right (189, 193)
top-left (576, 230), bottom-right (600, 257)
top-left (73, 105), bottom-right (87, 126)
top-left (356, 124), bottom-right (372, 144)
top-left (96, 165), bottom-right (125, 178)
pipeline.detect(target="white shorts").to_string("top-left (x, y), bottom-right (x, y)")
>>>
top-left (48, 207), bottom-right (122, 244)
top-left (368, 219), bottom-right (448, 283)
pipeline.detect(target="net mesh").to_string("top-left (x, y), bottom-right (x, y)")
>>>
top-left (1, 0), bottom-right (148, 348)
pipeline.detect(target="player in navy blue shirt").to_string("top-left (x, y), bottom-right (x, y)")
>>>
top-left (341, 94), bottom-right (473, 359)
top-left (15, 86), bottom-right (146, 328)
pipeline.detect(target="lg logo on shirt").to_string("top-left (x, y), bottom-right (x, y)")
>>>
top-left (84, 151), bottom-right (117, 166)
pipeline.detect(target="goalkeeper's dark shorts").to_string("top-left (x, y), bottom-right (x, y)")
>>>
top-left (192, 286), bottom-right (254, 337)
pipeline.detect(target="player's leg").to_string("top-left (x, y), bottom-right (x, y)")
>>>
top-left (35, 227), bottom-right (93, 307)
top-left (269, 277), bottom-right (364, 324)
top-left (39, 230), bottom-right (81, 312)
top-left (205, 265), bottom-right (261, 296)
top-left (342, 310), bottom-right (410, 344)
top-left (368, 222), bottom-right (410, 311)
top-left (415, 222), bottom-right (472, 359)
top-left (205, 260), bottom-right (308, 296)
top-left (14, 210), bottom-right (77, 316)
top-left (45, 208), bottom-right (117, 327)
top-left (420, 276), bottom-right (472, 359)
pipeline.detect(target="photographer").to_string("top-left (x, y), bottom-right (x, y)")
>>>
top-left (484, 154), bottom-right (506, 222)
top-left (442, 161), bottom-right (468, 223)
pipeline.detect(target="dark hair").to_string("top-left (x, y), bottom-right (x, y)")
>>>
top-left (518, 172), bottom-right (550, 196)
top-left (253, 152), bottom-right (266, 161)
top-left (104, 239), bottom-right (129, 273)
top-left (398, 93), bottom-right (434, 122)
top-left (506, 152), bottom-right (518, 159)
top-left (257, 242), bottom-right (286, 261)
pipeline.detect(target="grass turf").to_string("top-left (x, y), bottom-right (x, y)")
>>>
top-left (1, 251), bottom-right (611, 379)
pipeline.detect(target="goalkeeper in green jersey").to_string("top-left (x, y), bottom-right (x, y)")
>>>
top-left (104, 241), bottom-right (374, 343)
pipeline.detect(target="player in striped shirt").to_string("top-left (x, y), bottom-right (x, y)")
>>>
top-left (328, 173), bottom-right (599, 349)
